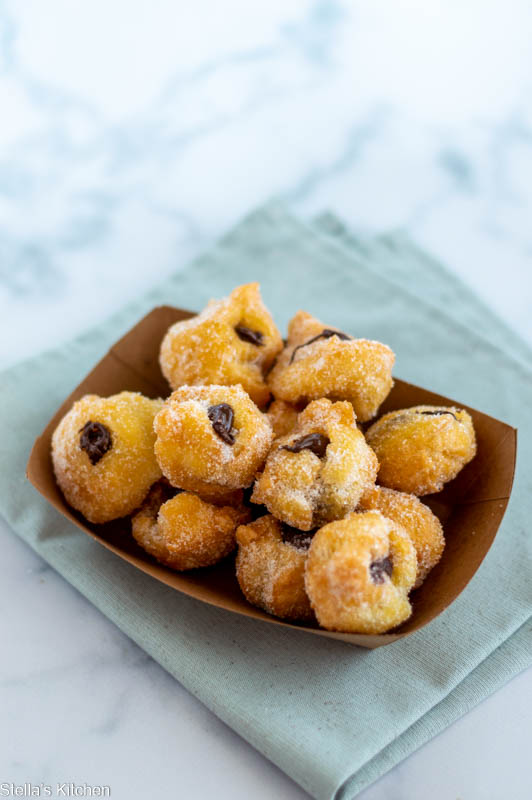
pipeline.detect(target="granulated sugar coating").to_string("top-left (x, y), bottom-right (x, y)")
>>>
top-left (132, 482), bottom-right (250, 570)
top-left (266, 399), bottom-right (301, 438)
top-left (49, 282), bottom-right (480, 636)
top-left (51, 392), bottom-right (163, 524)
top-left (252, 398), bottom-right (378, 530)
top-left (235, 515), bottom-right (315, 622)
top-left (267, 310), bottom-right (395, 422)
top-left (159, 283), bottom-right (283, 408)
top-left (359, 486), bottom-right (444, 588)
top-left (365, 405), bottom-right (477, 495)
top-left (305, 510), bottom-right (417, 634)
top-left (154, 384), bottom-right (273, 496)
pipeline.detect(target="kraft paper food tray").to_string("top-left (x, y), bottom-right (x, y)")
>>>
top-left (26, 306), bottom-right (517, 649)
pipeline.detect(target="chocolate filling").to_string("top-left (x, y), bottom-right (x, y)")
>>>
top-left (281, 523), bottom-right (316, 551)
top-left (289, 328), bottom-right (352, 364)
top-left (418, 410), bottom-right (457, 420)
top-left (79, 421), bottom-right (112, 465)
top-left (235, 325), bottom-right (264, 346)
top-left (283, 433), bottom-right (330, 458)
top-left (207, 403), bottom-right (236, 445)
top-left (369, 556), bottom-right (393, 584)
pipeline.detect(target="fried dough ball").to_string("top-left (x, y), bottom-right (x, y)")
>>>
top-left (131, 482), bottom-right (250, 570)
top-left (51, 392), bottom-right (163, 524)
top-left (266, 399), bottom-right (300, 438)
top-left (159, 282), bottom-right (283, 408)
top-left (154, 384), bottom-right (273, 497)
top-left (235, 515), bottom-right (315, 621)
top-left (365, 405), bottom-right (476, 495)
top-left (199, 488), bottom-right (246, 507)
top-left (305, 510), bottom-right (417, 634)
top-left (359, 486), bottom-right (444, 588)
top-left (251, 399), bottom-right (378, 531)
top-left (267, 311), bottom-right (395, 421)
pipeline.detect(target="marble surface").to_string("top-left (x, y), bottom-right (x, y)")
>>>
top-left (1, 1), bottom-right (531, 798)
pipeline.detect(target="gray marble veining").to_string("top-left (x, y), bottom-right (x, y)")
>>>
top-left (1, 2), bottom-right (531, 799)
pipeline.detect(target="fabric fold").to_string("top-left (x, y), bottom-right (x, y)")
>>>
top-left (1, 203), bottom-right (530, 800)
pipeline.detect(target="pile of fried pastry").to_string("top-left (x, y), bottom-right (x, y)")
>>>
top-left (52, 283), bottom-right (476, 634)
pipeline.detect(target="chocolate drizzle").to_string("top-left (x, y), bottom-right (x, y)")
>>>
top-left (208, 403), bottom-right (236, 445)
top-left (289, 328), bottom-right (352, 363)
top-left (79, 421), bottom-right (112, 465)
top-left (418, 410), bottom-right (457, 420)
top-left (235, 325), bottom-right (264, 346)
top-left (283, 433), bottom-right (330, 458)
top-left (281, 523), bottom-right (316, 551)
top-left (369, 556), bottom-right (393, 584)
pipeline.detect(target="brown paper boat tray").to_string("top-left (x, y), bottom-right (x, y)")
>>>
top-left (27, 306), bottom-right (517, 649)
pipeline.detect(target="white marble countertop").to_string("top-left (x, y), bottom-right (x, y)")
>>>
top-left (1, 2), bottom-right (531, 798)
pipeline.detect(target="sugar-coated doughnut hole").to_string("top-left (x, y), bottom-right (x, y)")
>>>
top-left (154, 384), bottom-right (273, 496)
top-left (268, 310), bottom-right (395, 422)
top-left (266, 399), bottom-right (301, 438)
top-left (365, 405), bottom-right (476, 495)
top-left (305, 510), bottom-right (417, 634)
top-left (51, 392), bottom-right (163, 524)
top-left (132, 482), bottom-right (250, 570)
top-left (236, 515), bottom-right (315, 622)
top-left (159, 282), bottom-right (283, 408)
top-left (359, 486), bottom-right (444, 588)
top-left (252, 398), bottom-right (378, 530)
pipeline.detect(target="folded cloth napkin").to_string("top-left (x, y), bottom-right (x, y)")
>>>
top-left (1, 203), bottom-right (531, 800)
top-left (313, 213), bottom-right (532, 797)
top-left (314, 212), bottom-right (532, 372)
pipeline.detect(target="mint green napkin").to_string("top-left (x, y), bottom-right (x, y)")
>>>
top-left (313, 213), bottom-right (532, 797)
top-left (1, 204), bottom-right (531, 800)
top-left (314, 212), bottom-right (532, 372)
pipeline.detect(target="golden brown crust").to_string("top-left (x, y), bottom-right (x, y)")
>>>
top-left (252, 398), bottom-right (378, 530)
top-left (266, 399), bottom-right (300, 438)
top-left (51, 392), bottom-right (163, 524)
top-left (267, 311), bottom-right (394, 421)
top-left (235, 516), bottom-right (315, 621)
top-left (132, 484), bottom-right (250, 570)
top-left (50, 284), bottom-right (461, 634)
top-left (154, 384), bottom-right (273, 495)
top-left (305, 511), bottom-right (417, 634)
top-left (159, 283), bottom-right (283, 408)
top-left (359, 486), bottom-right (444, 587)
top-left (365, 405), bottom-right (477, 495)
